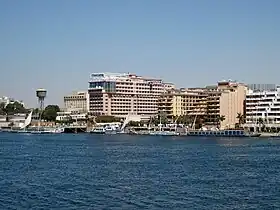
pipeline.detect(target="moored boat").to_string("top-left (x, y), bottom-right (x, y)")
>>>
top-left (29, 127), bottom-right (64, 134)
top-left (90, 127), bottom-right (106, 134)
top-left (148, 130), bottom-right (179, 136)
top-left (186, 129), bottom-right (260, 137)
top-left (90, 125), bottom-right (119, 134)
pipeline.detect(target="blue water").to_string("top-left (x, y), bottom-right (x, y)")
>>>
top-left (0, 134), bottom-right (280, 209)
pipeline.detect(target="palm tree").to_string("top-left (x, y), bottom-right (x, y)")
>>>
top-left (216, 115), bottom-right (225, 128)
top-left (236, 113), bottom-right (245, 127)
top-left (257, 117), bottom-right (264, 125)
top-left (257, 117), bottom-right (265, 132)
top-left (177, 114), bottom-right (192, 126)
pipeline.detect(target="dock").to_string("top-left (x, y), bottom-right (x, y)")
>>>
top-left (64, 125), bottom-right (88, 133)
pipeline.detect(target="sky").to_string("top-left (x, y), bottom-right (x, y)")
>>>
top-left (0, 0), bottom-right (279, 107)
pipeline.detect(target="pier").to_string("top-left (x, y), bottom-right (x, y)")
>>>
top-left (64, 125), bottom-right (88, 133)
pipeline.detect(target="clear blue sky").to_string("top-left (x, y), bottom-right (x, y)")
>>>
top-left (0, 0), bottom-right (279, 107)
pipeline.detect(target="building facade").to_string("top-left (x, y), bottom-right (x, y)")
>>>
top-left (245, 87), bottom-right (280, 125)
top-left (212, 81), bottom-right (247, 129)
top-left (88, 72), bottom-right (173, 119)
top-left (64, 91), bottom-right (89, 113)
top-left (158, 80), bottom-right (248, 128)
top-left (158, 88), bottom-right (207, 121)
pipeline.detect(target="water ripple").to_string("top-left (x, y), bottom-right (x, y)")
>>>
top-left (0, 133), bottom-right (279, 209)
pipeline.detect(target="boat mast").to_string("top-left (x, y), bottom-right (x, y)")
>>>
top-left (192, 114), bottom-right (197, 130)
top-left (159, 114), bottom-right (162, 131)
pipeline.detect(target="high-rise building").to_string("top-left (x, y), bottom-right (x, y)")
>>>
top-left (64, 91), bottom-right (89, 113)
top-left (88, 72), bottom-right (174, 120)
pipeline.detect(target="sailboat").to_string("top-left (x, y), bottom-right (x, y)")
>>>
top-left (18, 111), bottom-right (33, 133)
top-left (148, 115), bottom-right (179, 136)
top-left (30, 112), bottom-right (64, 134)
top-left (1, 111), bottom-right (33, 133)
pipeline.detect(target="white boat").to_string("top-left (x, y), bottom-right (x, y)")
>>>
top-left (30, 130), bottom-right (53, 134)
top-left (90, 126), bottom-right (119, 134)
top-left (148, 115), bottom-right (179, 136)
top-left (0, 111), bottom-right (33, 133)
top-left (90, 127), bottom-right (106, 134)
top-left (30, 127), bottom-right (64, 134)
top-left (149, 130), bottom-right (179, 136)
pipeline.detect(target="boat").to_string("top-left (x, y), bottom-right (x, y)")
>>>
top-left (29, 127), bottom-right (64, 134)
top-left (148, 115), bottom-right (179, 136)
top-left (90, 125), bottom-right (119, 134)
top-left (149, 130), bottom-right (179, 136)
top-left (0, 111), bottom-right (33, 133)
top-left (186, 129), bottom-right (261, 137)
top-left (268, 132), bottom-right (280, 138)
top-left (90, 127), bottom-right (106, 134)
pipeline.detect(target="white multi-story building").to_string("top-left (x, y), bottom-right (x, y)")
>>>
top-left (64, 91), bottom-right (89, 113)
top-left (88, 72), bottom-right (174, 120)
top-left (245, 87), bottom-right (280, 125)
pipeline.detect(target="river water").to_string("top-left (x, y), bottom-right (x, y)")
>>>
top-left (0, 133), bottom-right (279, 209)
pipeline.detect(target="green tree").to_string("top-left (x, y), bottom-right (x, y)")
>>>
top-left (196, 115), bottom-right (205, 129)
top-left (42, 105), bottom-right (60, 121)
top-left (95, 115), bottom-right (120, 123)
top-left (158, 111), bottom-right (168, 124)
top-left (257, 117), bottom-right (266, 132)
top-left (3, 102), bottom-right (27, 115)
top-left (0, 102), bottom-right (6, 115)
top-left (236, 113), bottom-right (245, 126)
top-left (219, 115), bottom-right (226, 122)
top-left (216, 115), bottom-right (225, 128)
top-left (176, 115), bottom-right (193, 125)
top-left (127, 121), bottom-right (142, 127)
top-left (150, 116), bottom-right (158, 125)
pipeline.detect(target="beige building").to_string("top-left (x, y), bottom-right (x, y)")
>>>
top-left (158, 88), bottom-right (207, 121)
top-left (207, 81), bottom-right (247, 128)
top-left (88, 72), bottom-right (173, 120)
top-left (158, 80), bottom-right (248, 128)
top-left (64, 91), bottom-right (89, 113)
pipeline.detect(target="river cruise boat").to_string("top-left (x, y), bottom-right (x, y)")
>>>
top-left (90, 125), bottom-right (119, 134)
top-left (187, 130), bottom-right (260, 137)
top-left (148, 130), bottom-right (179, 136)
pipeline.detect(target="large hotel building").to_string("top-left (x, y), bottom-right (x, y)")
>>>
top-left (88, 72), bottom-right (174, 119)
top-left (159, 80), bottom-right (248, 129)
